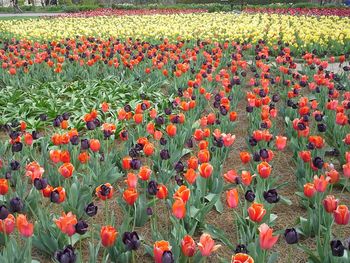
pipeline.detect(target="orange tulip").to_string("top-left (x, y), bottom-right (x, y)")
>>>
top-left (154, 240), bottom-right (171, 263)
top-left (173, 185), bottom-right (190, 203)
top-left (16, 214), bottom-right (34, 237)
top-left (122, 156), bottom-right (132, 170)
top-left (187, 157), bottom-right (198, 170)
top-left (143, 143), bottom-right (155, 156)
top-left (60, 150), bottom-right (70, 163)
top-left (198, 149), bottom-right (210, 163)
top-left (166, 124), bottom-right (177, 137)
top-left (313, 175), bottom-right (329, 192)
top-left (156, 184), bottom-right (168, 199)
top-left (96, 183), bottom-right (114, 200)
top-left (89, 139), bottom-right (101, 152)
top-left (258, 223), bottom-right (279, 250)
top-left (197, 233), bottom-right (221, 257)
top-left (239, 152), bottom-right (251, 164)
top-left (241, 170), bottom-right (253, 186)
top-left (100, 226), bottom-right (117, 247)
top-left (181, 235), bottom-right (196, 257)
top-left (248, 203), bottom-right (266, 223)
top-left (275, 136), bottom-right (287, 150)
top-left (123, 188), bottom-right (138, 205)
top-left (172, 198), bottom-right (186, 219)
top-left (199, 163), bottom-right (213, 178)
top-left (257, 162), bottom-right (271, 179)
top-left (231, 253), bottom-right (254, 263)
top-left (139, 166), bottom-right (152, 181)
top-left (303, 183), bottom-right (316, 198)
top-left (78, 151), bottom-right (90, 164)
top-left (50, 149), bottom-right (61, 163)
top-left (334, 205), bottom-right (350, 225)
top-left (226, 188), bottom-right (239, 208)
top-left (54, 212), bottom-right (77, 236)
top-left (58, 162), bottom-right (74, 178)
top-left (184, 168), bottom-right (197, 185)
top-left (126, 173), bottom-right (138, 189)
top-left (0, 179), bottom-right (8, 195)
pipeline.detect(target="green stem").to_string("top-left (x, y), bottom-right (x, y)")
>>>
top-left (132, 203), bottom-right (137, 231)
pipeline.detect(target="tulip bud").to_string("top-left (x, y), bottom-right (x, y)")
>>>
top-left (284, 228), bottom-right (298, 244)
top-left (85, 202), bottom-right (98, 217)
top-left (9, 197), bottom-right (24, 213)
top-left (330, 240), bottom-right (345, 257)
top-left (75, 220), bottom-right (88, 235)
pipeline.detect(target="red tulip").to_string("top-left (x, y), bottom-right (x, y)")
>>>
top-left (226, 188), bottom-right (239, 208)
top-left (323, 195), bottom-right (338, 213)
top-left (0, 214), bottom-right (15, 234)
top-left (275, 136), bottom-right (287, 150)
top-left (123, 188), bottom-right (138, 205)
top-left (257, 162), bottom-right (271, 179)
top-left (334, 205), bottom-right (350, 225)
top-left (199, 163), bottom-right (213, 178)
top-left (173, 185), bottom-right (190, 203)
top-left (239, 152), bottom-right (251, 164)
top-left (0, 179), bottom-right (8, 195)
top-left (153, 240), bottom-right (171, 263)
top-left (100, 226), bottom-right (117, 247)
top-left (258, 223), bottom-right (279, 250)
top-left (16, 214), bottom-right (34, 238)
top-left (184, 168), bottom-right (197, 185)
top-left (197, 233), bottom-right (221, 257)
top-left (303, 183), bottom-right (316, 198)
top-left (181, 235), bottom-right (196, 257)
top-left (172, 198), bottom-right (186, 219)
top-left (54, 212), bottom-right (77, 236)
top-left (313, 175), bottom-right (329, 192)
top-left (58, 162), bottom-right (74, 178)
top-left (166, 124), bottom-right (177, 137)
top-left (232, 253), bottom-right (254, 263)
top-left (89, 139), bottom-right (101, 152)
top-left (343, 163), bottom-right (350, 178)
top-left (156, 184), bottom-right (168, 199)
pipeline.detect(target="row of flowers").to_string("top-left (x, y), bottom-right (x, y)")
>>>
top-left (0, 13), bottom-right (349, 55)
top-left (244, 7), bottom-right (350, 17)
top-left (57, 8), bottom-right (207, 18)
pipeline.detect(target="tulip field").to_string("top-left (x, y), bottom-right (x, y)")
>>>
top-left (0, 8), bottom-right (350, 263)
